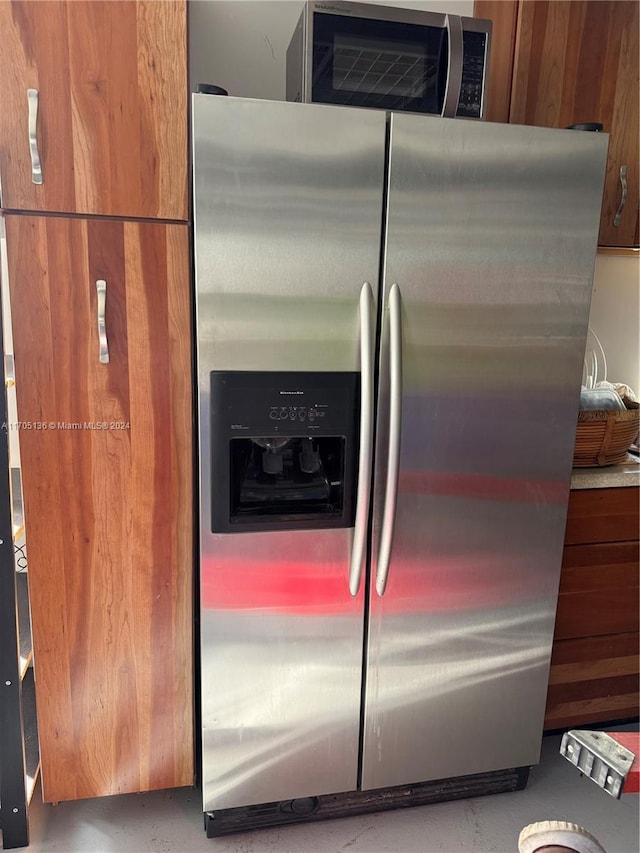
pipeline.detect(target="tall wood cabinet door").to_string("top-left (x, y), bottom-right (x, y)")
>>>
top-left (0, 0), bottom-right (188, 220)
top-left (4, 214), bottom-right (193, 802)
top-left (510, 1), bottom-right (639, 247)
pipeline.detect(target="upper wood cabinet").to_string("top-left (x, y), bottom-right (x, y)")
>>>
top-left (0, 0), bottom-right (188, 221)
top-left (476, 0), bottom-right (639, 248)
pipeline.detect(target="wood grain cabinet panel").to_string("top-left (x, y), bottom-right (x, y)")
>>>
top-left (554, 542), bottom-right (639, 640)
top-left (545, 633), bottom-right (639, 730)
top-left (544, 486), bottom-right (640, 730)
top-left (564, 486), bottom-right (639, 545)
top-left (4, 213), bottom-right (193, 802)
top-left (474, 0), bottom-right (639, 247)
top-left (0, 0), bottom-right (188, 221)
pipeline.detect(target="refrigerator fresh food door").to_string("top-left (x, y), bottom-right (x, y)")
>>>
top-left (193, 95), bottom-right (386, 811)
top-left (362, 115), bottom-right (608, 791)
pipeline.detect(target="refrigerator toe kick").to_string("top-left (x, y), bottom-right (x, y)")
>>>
top-left (204, 766), bottom-right (530, 838)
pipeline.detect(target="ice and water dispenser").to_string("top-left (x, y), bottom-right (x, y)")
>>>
top-left (210, 372), bottom-right (359, 533)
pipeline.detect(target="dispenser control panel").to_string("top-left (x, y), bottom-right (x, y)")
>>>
top-left (268, 405), bottom-right (326, 423)
top-left (214, 373), bottom-right (354, 435)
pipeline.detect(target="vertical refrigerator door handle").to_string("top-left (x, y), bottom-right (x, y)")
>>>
top-left (27, 89), bottom-right (43, 185)
top-left (376, 283), bottom-right (402, 597)
top-left (96, 279), bottom-right (110, 364)
top-left (349, 282), bottom-right (375, 596)
top-left (442, 15), bottom-right (464, 118)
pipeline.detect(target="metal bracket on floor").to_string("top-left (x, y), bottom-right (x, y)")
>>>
top-left (560, 730), bottom-right (637, 799)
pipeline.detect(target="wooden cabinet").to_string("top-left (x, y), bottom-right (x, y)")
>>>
top-left (0, 0), bottom-right (193, 807)
top-left (0, 0), bottom-right (188, 221)
top-left (4, 214), bottom-right (193, 802)
top-left (544, 486), bottom-right (639, 730)
top-left (475, 0), bottom-right (639, 247)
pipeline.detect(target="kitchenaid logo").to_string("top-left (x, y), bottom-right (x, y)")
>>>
top-left (279, 390), bottom-right (305, 395)
top-left (316, 3), bottom-right (353, 13)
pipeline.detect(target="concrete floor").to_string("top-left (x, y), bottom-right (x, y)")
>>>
top-left (21, 729), bottom-right (639, 853)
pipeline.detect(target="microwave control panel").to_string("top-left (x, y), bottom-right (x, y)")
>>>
top-left (457, 31), bottom-right (488, 119)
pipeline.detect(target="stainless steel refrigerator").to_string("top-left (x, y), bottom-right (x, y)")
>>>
top-left (193, 94), bottom-right (607, 836)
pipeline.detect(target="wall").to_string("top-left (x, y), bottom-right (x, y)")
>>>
top-left (588, 253), bottom-right (640, 394)
top-left (189, 0), bottom-right (474, 99)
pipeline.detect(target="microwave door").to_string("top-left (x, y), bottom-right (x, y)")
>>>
top-left (310, 12), bottom-right (449, 114)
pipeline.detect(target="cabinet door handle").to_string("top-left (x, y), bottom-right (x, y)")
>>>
top-left (96, 280), bottom-right (109, 364)
top-left (613, 165), bottom-right (627, 227)
top-left (27, 89), bottom-right (43, 185)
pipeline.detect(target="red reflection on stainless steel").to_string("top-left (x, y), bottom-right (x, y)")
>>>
top-left (201, 557), bottom-right (351, 613)
top-left (203, 471), bottom-right (566, 613)
top-left (399, 470), bottom-right (567, 503)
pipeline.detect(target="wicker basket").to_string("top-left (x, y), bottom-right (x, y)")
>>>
top-left (573, 408), bottom-right (640, 467)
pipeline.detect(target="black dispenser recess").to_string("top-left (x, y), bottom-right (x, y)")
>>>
top-left (210, 372), bottom-right (359, 533)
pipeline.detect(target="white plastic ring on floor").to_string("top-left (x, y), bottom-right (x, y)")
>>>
top-left (518, 820), bottom-right (607, 853)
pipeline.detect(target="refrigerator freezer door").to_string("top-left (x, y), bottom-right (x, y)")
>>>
top-left (362, 115), bottom-right (607, 790)
top-left (193, 96), bottom-right (386, 810)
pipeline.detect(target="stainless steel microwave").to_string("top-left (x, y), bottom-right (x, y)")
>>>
top-left (286, 1), bottom-right (492, 119)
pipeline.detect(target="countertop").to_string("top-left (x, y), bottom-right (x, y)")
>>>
top-left (570, 453), bottom-right (640, 489)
